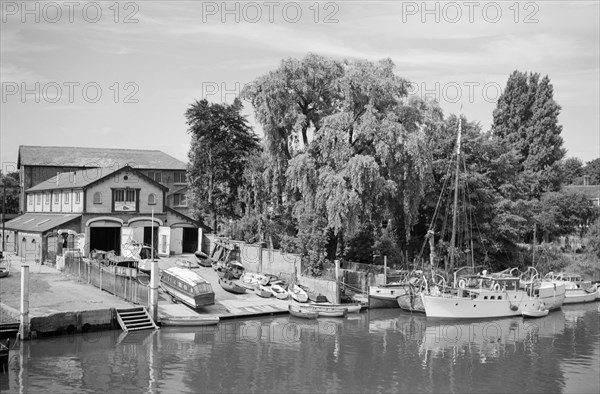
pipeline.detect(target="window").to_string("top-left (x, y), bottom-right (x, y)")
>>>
top-left (75, 192), bottom-right (80, 204)
top-left (148, 193), bottom-right (156, 205)
top-left (148, 171), bottom-right (162, 182)
top-left (44, 192), bottom-right (50, 205)
top-left (93, 192), bottom-right (102, 204)
top-left (173, 193), bottom-right (187, 207)
top-left (173, 171), bottom-right (186, 184)
top-left (54, 193), bottom-right (59, 204)
top-left (113, 188), bottom-right (137, 211)
top-left (64, 192), bottom-right (69, 204)
top-left (36, 194), bottom-right (41, 205)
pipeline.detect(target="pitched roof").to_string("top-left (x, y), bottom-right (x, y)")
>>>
top-left (3, 213), bottom-right (81, 233)
top-left (18, 145), bottom-right (186, 170)
top-left (26, 166), bottom-right (169, 192)
top-left (564, 185), bottom-right (600, 200)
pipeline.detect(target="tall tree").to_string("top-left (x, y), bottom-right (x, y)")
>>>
top-left (186, 98), bottom-right (260, 232)
top-left (584, 158), bottom-right (600, 184)
top-left (561, 157), bottom-right (584, 185)
top-left (0, 171), bottom-right (20, 214)
top-left (492, 71), bottom-right (565, 197)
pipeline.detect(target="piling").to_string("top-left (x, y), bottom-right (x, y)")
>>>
top-left (20, 264), bottom-right (30, 340)
top-left (149, 259), bottom-right (159, 323)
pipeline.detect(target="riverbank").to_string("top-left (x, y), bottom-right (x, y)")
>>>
top-left (0, 253), bottom-right (305, 337)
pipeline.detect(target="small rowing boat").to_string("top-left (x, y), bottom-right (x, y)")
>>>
top-left (271, 284), bottom-right (289, 300)
top-left (290, 284), bottom-right (309, 303)
top-left (522, 308), bottom-right (549, 318)
top-left (219, 278), bottom-right (247, 294)
top-left (255, 285), bottom-right (272, 298)
top-left (288, 304), bottom-right (318, 319)
top-left (160, 315), bottom-right (220, 326)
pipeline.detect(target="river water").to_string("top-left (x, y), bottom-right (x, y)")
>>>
top-left (1, 302), bottom-right (598, 393)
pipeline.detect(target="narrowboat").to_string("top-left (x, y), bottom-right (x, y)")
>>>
top-left (160, 267), bottom-right (215, 308)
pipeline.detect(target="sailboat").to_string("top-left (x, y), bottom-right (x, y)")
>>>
top-left (420, 114), bottom-right (541, 319)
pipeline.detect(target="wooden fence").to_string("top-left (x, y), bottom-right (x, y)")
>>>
top-left (64, 252), bottom-right (149, 305)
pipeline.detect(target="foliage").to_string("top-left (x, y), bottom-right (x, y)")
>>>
top-left (0, 171), bottom-right (20, 214)
top-left (561, 157), bottom-right (584, 185)
top-left (186, 98), bottom-right (260, 231)
top-left (535, 190), bottom-right (599, 238)
top-left (201, 56), bottom-right (580, 276)
top-left (584, 217), bottom-right (600, 259)
top-left (492, 71), bottom-right (565, 198)
top-left (584, 158), bottom-right (600, 184)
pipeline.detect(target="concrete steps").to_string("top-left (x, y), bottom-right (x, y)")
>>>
top-left (116, 307), bottom-right (158, 332)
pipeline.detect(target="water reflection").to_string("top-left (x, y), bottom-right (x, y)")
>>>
top-left (1, 305), bottom-right (598, 393)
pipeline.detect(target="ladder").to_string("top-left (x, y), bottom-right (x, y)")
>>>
top-left (116, 307), bottom-right (158, 332)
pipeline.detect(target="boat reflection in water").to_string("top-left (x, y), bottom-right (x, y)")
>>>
top-left (2, 305), bottom-right (598, 394)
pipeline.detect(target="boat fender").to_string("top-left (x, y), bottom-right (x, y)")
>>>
top-left (459, 279), bottom-right (466, 289)
top-left (493, 283), bottom-right (501, 292)
top-left (510, 305), bottom-right (518, 311)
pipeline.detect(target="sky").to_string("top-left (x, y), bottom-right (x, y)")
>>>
top-left (1, 0), bottom-right (599, 174)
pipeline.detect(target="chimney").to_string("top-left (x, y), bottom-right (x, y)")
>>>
top-left (583, 175), bottom-right (590, 186)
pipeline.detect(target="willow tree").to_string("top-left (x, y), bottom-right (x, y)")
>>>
top-left (186, 98), bottom-right (260, 232)
top-left (285, 58), bottom-right (440, 267)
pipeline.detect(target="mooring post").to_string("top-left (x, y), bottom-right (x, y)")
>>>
top-left (20, 264), bottom-right (30, 340)
top-left (384, 255), bottom-right (387, 284)
top-left (334, 259), bottom-right (341, 304)
top-left (149, 259), bottom-right (159, 323)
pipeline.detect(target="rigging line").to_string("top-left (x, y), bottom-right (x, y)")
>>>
top-left (417, 157), bottom-right (454, 262)
top-left (461, 155), bottom-right (488, 258)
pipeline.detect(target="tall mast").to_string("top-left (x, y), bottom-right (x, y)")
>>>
top-left (449, 115), bottom-right (462, 273)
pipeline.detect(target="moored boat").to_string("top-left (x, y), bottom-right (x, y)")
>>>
top-left (290, 284), bottom-right (309, 303)
top-left (368, 285), bottom-right (404, 308)
top-left (517, 267), bottom-right (566, 310)
top-left (194, 251), bottom-right (212, 267)
top-left (544, 272), bottom-right (599, 304)
top-left (421, 275), bottom-right (541, 319)
top-left (522, 308), bottom-right (549, 318)
top-left (288, 304), bottom-right (319, 319)
top-left (271, 284), bottom-right (289, 300)
top-left (227, 261), bottom-right (245, 279)
top-left (219, 277), bottom-right (247, 294)
top-left (160, 315), bottom-right (220, 326)
top-left (160, 267), bottom-right (215, 308)
top-left (255, 285), bottom-right (273, 298)
top-left (302, 304), bottom-right (348, 317)
top-left (239, 273), bottom-right (260, 290)
top-left (308, 302), bottom-right (362, 313)
top-left (175, 259), bottom-right (200, 269)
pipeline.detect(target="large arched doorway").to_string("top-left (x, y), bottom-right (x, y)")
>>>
top-left (87, 218), bottom-right (123, 254)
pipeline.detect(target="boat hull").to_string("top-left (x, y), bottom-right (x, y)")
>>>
top-left (302, 304), bottom-right (348, 317)
top-left (421, 290), bottom-right (540, 319)
top-left (288, 304), bottom-right (318, 319)
top-left (522, 309), bottom-right (549, 318)
top-left (369, 285), bottom-right (404, 308)
top-left (219, 278), bottom-right (247, 294)
top-left (563, 288), bottom-right (599, 304)
top-left (290, 285), bottom-right (309, 303)
top-left (255, 286), bottom-right (272, 298)
top-left (537, 282), bottom-right (566, 310)
top-left (160, 316), bottom-right (219, 326)
top-left (160, 283), bottom-right (215, 308)
top-left (396, 288), bottom-right (425, 313)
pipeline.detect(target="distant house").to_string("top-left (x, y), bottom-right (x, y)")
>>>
top-left (17, 145), bottom-right (188, 213)
top-left (563, 184), bottom-right (600, 207)
top-left (3, 146), bottom-right (207, 262)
